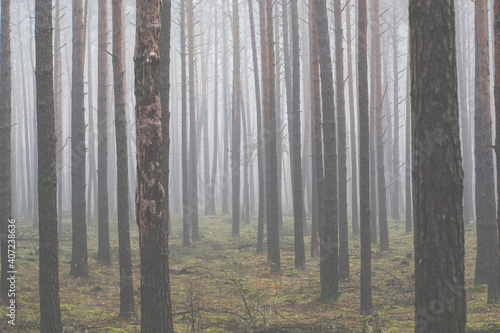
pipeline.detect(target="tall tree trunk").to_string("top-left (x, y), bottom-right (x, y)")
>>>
top-left (410, 0), bottom-right (466, 330)
top-left (309, 0), bottom-right (321, 258)
top-left (209, 13), bottom-right (219, 216)
top-left (371, 0), bottom-right (389, 251)
top-left (134, 0), bottom-right (174, 330)
top-left (36, 0), bottom-right (63, 329)
top-left (113, 0), bottom-right (135, 316)
top-left (187, 0), bottom-right (199, 242)
top-left (54, 0), bottom-right (63, 232)
top-left (314, 0), bottom-right (339, 301)
top-left (274, 10), bottom-right (283, 231)
top-left (209, 0), bottom-right (219, 216)
top-left (358, 0), bottom-right (373, 315)
top-left (346, 1), bottom-right (359, 236)
top-left (369, 85), bottom-right (378, 243)
top-left (27, 4), bottom-right (39, 229)
top-left (180, 0), bottom-right (190, 247)
top-left (18, 30), bottom-right (33, 220)
top-left (97, 0), bottom-right (110, 265)
top-left (87, 3), bottom-right (97, 227)
top-left (201, 25), bottom-right (211, 217)
top-left (289, 0), bottom-right (306, 270)
top-left (231, 0), bottom-right (242, 236)
top-left (242, 99), bottom-right (250, 224)
top-left (391, 0), bottom-right (400, 222)
top-left (265, 0), bottom-right (281, 272)
top-left (474, 0), bottom-right (500, 302)
top-left (221, 10), bottom-right (230, 216)
top-left (405, 35), bottom-right (412, 233)
top-left (457, 0), bottom-right (473, 226)
top-left (70, 0), bottom-right (88, 277)
top-left (334, 0), bottom-right (349, 279)
top-left (494, 0), bottom-right (500, 307)
top-left (369, 6), bottom-right (378, 245)
top-left (257, 0), bottom-right (269, 254)
top-left (248, 0), bottom-right (266, 253)
top-left (302, 15), bottom-right (312, 219)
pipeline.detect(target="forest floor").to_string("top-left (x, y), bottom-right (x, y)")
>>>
top-left (0, 214), bottom-right (499, 332)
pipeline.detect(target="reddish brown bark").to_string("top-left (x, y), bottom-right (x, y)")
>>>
top-left (134, 0), bottom-right (174, 330)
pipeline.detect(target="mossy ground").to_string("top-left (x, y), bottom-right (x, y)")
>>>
top-left (0, 214), bottom-right (499, 332)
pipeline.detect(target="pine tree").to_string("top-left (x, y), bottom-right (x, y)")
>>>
top-left (410, 0), bottom-right (466, 330)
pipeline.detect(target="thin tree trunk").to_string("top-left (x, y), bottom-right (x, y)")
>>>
top-left (113, 0), bottom-right (135, 316)
top-left (134, 0), bottom-right (174, 330)
top-left (36, 0), bottom-right (63, 328)
top-left (309, 0), bottom-right (321, 258)
top-left (242, 99), bottom-right (250, 224)
top-left (209, 0), bottom-right (219, 216)
top-left (201, 25), bottom-right (210, 217)
top-left (87, 3), bottom-right (97, 227)
top-left (249, 0), bottom-right (266, 254)
top-left (231, 0), bottom-right (242, 236)
top-left (474, 0), bottom-right (500, 301)
top-left (289, 0), bottom-right (305, 270)
top-left (274, 10), bottom-right (283, 230)
top-left (187, 0), bottom-right (199, 242)
top-left (494, 0), bottom-right (500, 307)
top-left (346, 1), bottom-right (359, 236)
top-left (241, 19), bottom-right (251, 224)
top-left (391, 0), bottom-right (400, 221)
top-left (70, 0), bottom-right (88, 277)
top-left (27, 4), bottom-right (39, 229)
top-left (258, 0), bottom-right (269, 254)
top-left (372, 0), bottom-right (389, 251)
top-left (55, 0), bottom-right (63, 232)
top-left (369, 10), bottom-right (378, 245)
top-left (405, 34), bottom-right (412, 233)
top-left (222, 2), bottom-right (230, 216)
top-left (180, 0), bottom-right (190, 247)
top-left (97, 0), bottom-right (110, 265)
top-left (457, 0), bottom-right (473, 226)
top-left (358, 0), bottom-right (373, 315)
top-left (18, 30), bottom-right (33, 219)
top-left (334, 0), bottom-right (349, 279)
top-left (265, 0), bottom-right (281, 272)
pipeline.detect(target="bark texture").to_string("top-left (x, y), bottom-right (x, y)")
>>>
top-left (70, 0), bottom-right (88, 278)
top-left (97, 0), bottom-right (110, 265)
top-left (36, 0), bottom-right (63, 329)
top-left (410, 0), bottom-right (466, 331)
top-left (495, 0), bottom-right (500, 306)
top-left (314, 0), bottom-right (339, 301)
top-left (134, 0), bottom-right (174, 330)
